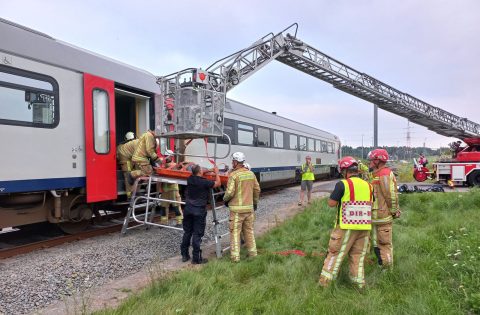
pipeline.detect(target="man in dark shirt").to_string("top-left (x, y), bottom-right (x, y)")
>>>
top-left (180, 164), bottom-right (221, 264)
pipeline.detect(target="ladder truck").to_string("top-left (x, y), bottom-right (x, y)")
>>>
top-left (156, 23), bottom-right (480, 187)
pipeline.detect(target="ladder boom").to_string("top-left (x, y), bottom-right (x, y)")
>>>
top-left (276, 38), bottom-right (480, 139)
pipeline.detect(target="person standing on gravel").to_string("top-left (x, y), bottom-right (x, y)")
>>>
top-left (224, 152), bottom-right (261, 262)
top-left (180, 164), bottom-right (221, 264)
top-left (368, 148), bottom-right (401, 267)
top-left (319, 156), bottom-right (373, 289)
top-left (298, 156), bottom-right (315, 206)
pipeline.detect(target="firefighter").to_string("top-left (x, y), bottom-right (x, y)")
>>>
top-left (159, 158), bottom-right (183, 226)
top-left (319, 156), bottom-right (373, 288)
top-left (224, 152), bottom-right (261, 262)
top-left (298, 155), bottom-right (315, 206)
top-left (130, 130), bottom-right (162, 180)
top-left (418, 154), bottom-right (428, 167)
top-left (368, 149), bottom-right (401, 267)
top-left (117, 132), bottom-right (139, 197)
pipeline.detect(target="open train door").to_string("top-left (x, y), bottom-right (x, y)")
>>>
top-left (83, 73), bottom-right (117, 202)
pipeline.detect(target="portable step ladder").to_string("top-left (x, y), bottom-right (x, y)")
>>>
top-left (121, 175), bottom-right (186, 235)
top-left (210, 188), bottom-right (230, 258)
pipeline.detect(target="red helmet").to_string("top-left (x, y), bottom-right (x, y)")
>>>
top-left (368, 149), bottom-right (389, 162)
top-left (338, 156), bottom-right (358, 171)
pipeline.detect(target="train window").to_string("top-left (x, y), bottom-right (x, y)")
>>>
top-left (0, 66), bottom-right (59, 128)
top-left (92, 89), bottom-right (110, 154)
top-left (327, 142), bottom-right (333, 153)
top-left (289, 134), bottom-right (298, 150)
top-left (237, 123), bottom-right (254, 145)
top-left (315, 140), bottom-right (321, 152)
top-left (208, 118), bottom-right (235, 144)
top-left (321, 141), bottom-right (327, 152)
top-left (308, 138), bottom-right (315, 151)
top-left (299, 136), bottom-right (307, 151)
top-left (273, 130), bottom-right (284, 148)
top-left (257, 127), bottom-right (270, 147)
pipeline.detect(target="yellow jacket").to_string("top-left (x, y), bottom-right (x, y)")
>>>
top-left (224, 167), bottom-right (260, 213)
top-left (371, 166), bottom-right (399, 225)
top-left (132, 131), bottom-right (159, 164)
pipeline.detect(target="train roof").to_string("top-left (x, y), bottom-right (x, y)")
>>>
top-left (0, 18), bottom-right (160, 94)
top-left (0, 18), bottom-right (339, 142)
top-left (225, 99), bottom-right (339, 141)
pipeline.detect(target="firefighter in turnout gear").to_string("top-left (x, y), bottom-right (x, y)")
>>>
top-left (159, 158), bottom-right (183, 226)
top-left (130, 130), bottom-right (161, 179)
top-left (117, 132), bottom-right (139, 197)
top-left (298, 156), bottom-right (315, 206)
top-left (368, 149), bottom-right (401, 267)
top-left (319, 156), bottom-right (373, 288)
top-left (224, 152), bottom-right (261, 262)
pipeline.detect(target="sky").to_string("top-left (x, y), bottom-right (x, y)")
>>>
top-left (2, 0), bottom-right (480, 148)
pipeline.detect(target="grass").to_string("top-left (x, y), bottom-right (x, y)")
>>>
top-left (97, 189), bottom-right (480, 315)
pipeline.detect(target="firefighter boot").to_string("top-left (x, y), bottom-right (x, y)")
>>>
top-left (159, 207), bottom-right (168, 225)
top-left (172, 206), bottom-right (183, 227)
top-left (192, 250), bottom-right (208, 265)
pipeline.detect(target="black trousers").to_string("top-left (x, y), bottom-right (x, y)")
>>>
top-left (180, 206), bottom-right (207, 259)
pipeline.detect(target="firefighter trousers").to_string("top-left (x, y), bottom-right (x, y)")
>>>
top-left (131, 163), bottom-right (153, 178)
top-left (229, 211), bottom-right (256, 262)
top-left (119, 161), bottom-right (133, 197)
top-left (372, 222), bottom-right (393, 267)
top-left (319, 228), bottom-right (370, 288)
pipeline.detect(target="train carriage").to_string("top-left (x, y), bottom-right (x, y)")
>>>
top-left (184, 99), bottom-right (340, 188)
top-left (0, 18), bottom-right (341, 232)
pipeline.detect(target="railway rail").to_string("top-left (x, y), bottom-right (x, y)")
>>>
top-left (0, 180), bottom-right (337, 260)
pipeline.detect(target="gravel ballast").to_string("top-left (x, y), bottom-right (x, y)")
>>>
top-left (0, 182), bottom-right (333, 315)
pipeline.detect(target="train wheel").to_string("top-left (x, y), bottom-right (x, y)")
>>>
top-left (58, 201), bottom-right (93, 234)
top-left (467, 170), bottom-right (480, 187)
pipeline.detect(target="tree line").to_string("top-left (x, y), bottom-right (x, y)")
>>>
top-left (341, 146), bottom-right (449, 161)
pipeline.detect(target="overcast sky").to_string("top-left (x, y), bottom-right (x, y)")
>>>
top-left (3, 0), bottom-right (480, 148)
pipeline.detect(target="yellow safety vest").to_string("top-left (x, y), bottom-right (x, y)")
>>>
top-left (301, 163), bottom-right (315, 181)
top-left (338, 177), bottom-right (373, 230)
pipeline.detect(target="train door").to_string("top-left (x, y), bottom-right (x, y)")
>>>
top-left (114, 88), bottom-right (151, 195)
top-left (84, 73), bottom-right (117, 203)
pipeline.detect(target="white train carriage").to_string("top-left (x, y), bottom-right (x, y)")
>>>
top-left (0, 18), bottom-right (341, 232)
top-left (184, 99), bottom-right (341, 188)
top-left (0, 18), bottom-right (160, 232)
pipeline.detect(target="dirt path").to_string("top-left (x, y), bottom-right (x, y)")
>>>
top-left (35, 191), bottom-right (329, 315)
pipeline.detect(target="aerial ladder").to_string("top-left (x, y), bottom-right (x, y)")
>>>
top-left (157, 23), bottom-right (480, 187)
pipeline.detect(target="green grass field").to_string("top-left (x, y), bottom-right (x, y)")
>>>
top-left (97, 189), bottom-right (480, 315)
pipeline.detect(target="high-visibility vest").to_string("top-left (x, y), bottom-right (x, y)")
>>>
top-left (301, 163), bottom-right (315, 181)
top-left (338, 177), bottom-right (373, 230)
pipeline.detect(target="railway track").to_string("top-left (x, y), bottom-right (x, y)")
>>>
top-left (0, 181), bottom-right (335, 260)
top-left (0, 223), bottom-right (123, 259)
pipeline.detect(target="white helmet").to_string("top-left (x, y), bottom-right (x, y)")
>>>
top-left (125, 131), bottom-right (135, 141)
top-left (244, 162), bottom-right (251, 170)
top-left (232, 152), bottom-right (246, 162)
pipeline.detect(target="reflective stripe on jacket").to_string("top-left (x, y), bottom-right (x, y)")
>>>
top-left (371, 167), bottom-right (398, 224)
top-left (132, 131), bottom-right (158, 164)
top-left (301, 163), bottom-right (315, 181)
top-left (224, 167), bottom-right (261, 213)
top-left (337, 177), bottom-right (373, 230)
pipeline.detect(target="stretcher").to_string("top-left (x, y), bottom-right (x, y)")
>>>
top-left (154, 161), bottom-right (229, 185)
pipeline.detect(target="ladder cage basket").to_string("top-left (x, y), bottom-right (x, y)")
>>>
top-left (158, 68), bottom-right (226, 139)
